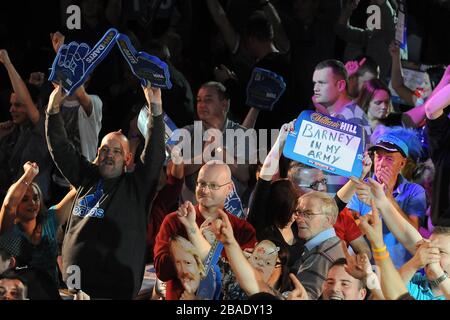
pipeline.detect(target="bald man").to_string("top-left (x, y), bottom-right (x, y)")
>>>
top-left (45, 84), bottom-right (165, 299)
top-left (154, 162), bottom-right (256, 300)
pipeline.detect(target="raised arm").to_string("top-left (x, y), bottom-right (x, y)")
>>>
top-left (212, 209), bottom-right (267, 296)
top-left (399, 241), bottom-right (440, 284)
top-left (336, 151), bottom-right (372, 203)
top-left (134, 84), bottom-right (165, 193)
top-left (0, 162), bottom-right (39, 234)
top-left (425, 82), bottom-right (450, 120)
top-left (73, 85), bottom-right (93, 116)
top-left (259, 121), bottom-right (292, 180)
top-left (206, 0), bottom-right (239, 53)
top-left (260, 0), bottom-right (290, 53)
top-left (176, 201), bottom-right (211, 261)
top-left (389, 42), bottom-right (415, 106)
top-left (52, 187), bottom-right (77, 227)
top-left (45, 85), bottom-right (96, 187)
top-left (0, 49), bottom-right (40, 124)
top-left (359, 200), bottom-right (410, 300)
top-left (335, 0), bottom-right (366, 45)
top-left (353, 177), bottom-right (423, 254)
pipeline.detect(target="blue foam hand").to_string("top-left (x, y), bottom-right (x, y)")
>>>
top-left (116, 33), bottom-right (172, 89)
top-left (48, 28), bottom-right (119, 95)
top-left (246, 67), bottom-right (286, 111)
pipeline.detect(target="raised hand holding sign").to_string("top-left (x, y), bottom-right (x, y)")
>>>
top-left (48, 28), bottom-right (118, 95)
top-left (116, 33), bottom-right (172, 89)
top-left (246, 67), bottom-right (286, 111)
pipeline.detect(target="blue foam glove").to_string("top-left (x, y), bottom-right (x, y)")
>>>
top-left (246, 67), bottom-right (286, 111)
top-left (116, 33), bottom-right (172, 89)
top-left (48, 28), bottom-right (118, 96)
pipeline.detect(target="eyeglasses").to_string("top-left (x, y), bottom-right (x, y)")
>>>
top-left (298, 178), bottom-right (327, 191)
top-left (293, 210), bottom-right (324, 220)
top-left (196, 181), bottom-right (231, 191)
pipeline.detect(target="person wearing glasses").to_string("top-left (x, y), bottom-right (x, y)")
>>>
top-left (291, 191), bottom-right (345, 300)
top-left (287, 162), bottom-right (372, 259)
top-left (153, 162), bottom-right (256, 300)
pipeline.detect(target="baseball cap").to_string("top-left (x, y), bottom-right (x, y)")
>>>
top-left (369, 133), bottom-right (409, 158)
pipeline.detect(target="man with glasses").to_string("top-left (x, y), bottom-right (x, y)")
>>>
top-left (288, 162), bottom-right (371, 259)
top-left (292, 191), bottom-right (345, 300)
top-left (154, 162), bottom-right (256, 300)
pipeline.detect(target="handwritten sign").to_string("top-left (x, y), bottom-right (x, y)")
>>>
top-left (283, 111), bottom-right (365, 178)
top-left (48, 28), bottom-right (118, 95)
top-left (246, 67), bottom-right (286, 111)
top-left (116, 33), bottom-right (172, 89)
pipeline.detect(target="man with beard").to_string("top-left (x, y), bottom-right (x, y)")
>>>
top-left (169, 236), bottom-right (205, 300)
top-left (154, 162), bottom-right (256, 300)
top-left (45, 83), bottom-right (165, 299)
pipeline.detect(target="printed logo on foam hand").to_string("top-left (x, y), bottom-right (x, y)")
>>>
top-left (49, 28), bottom-right (119, 95)
top-left (116, 33), bottom-right (172, 89)
top-left (246, 67), bottom-right (286, 111)
top-left (283, 111), bottom-right (365, 178)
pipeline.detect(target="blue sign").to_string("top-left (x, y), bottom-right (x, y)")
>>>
top-left (48, 28), bottom-right (118, 96)
top-left (116, 33), bottom-right (172, 89)
top-left (246, 67), bottom-right (286, 111)
top-left (283, 111), bottom-right (365, 178)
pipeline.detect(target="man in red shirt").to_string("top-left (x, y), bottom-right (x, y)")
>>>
top-left (153, 162), bottom-right (256, 299)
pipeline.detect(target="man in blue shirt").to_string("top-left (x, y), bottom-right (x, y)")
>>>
top-left (347, 128), bottom-right (426, 268)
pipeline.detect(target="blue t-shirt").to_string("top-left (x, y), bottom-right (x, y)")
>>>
top-left (347, 175), bottom-right (426, 268)
top-left (11, 208), bottom-right (59, 282)
top-left (407, 273), bottom-right (446, 300)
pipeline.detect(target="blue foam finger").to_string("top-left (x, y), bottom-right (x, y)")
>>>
top-left (246, 67), bottom-right (286, 111)
top-left (48, 28), bottom-right (119, 96)
top-left (116, 33), bottom-right (172, 89)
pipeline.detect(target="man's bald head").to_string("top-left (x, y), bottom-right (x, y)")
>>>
top-left (196, 161), bottom-right (233, 210)
top-left (101, 130), bottom-right (130, 155)
top-left (97, 130), bottom-right (133, 179)
top-left (199, 161), bottom-right (231, 183)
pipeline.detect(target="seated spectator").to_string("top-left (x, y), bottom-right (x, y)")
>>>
top-left (153, 162), bottom-right (256, 300)
top-left (292, 191), bottom-right (345, 300)
top-left (0, 270), bottom-right (28, 300)
top-left (287, 161), bottom-right (372, 258)
top-left (347, 126), bottom-right (426, 267)
top-left (0, 232), bottom-right (60, 300)
top-left (321, 258), bottom-right (367, 300)
top-left (174, 81), bottom-right (253, 204)
top-left (312, 59), bottom-right (371, 194)
top-left (0, 162), bottom-right (59, 285)
top-left (398, 229), bottom-right (449, 300)
top-left (358, 78), bottom-right (430, 130)
top-left (353, 177), bottom-right (448, 299)
top-left (247, 122), bottom-right (305, 266)
top-left (0, 49), bottom-right (53, 203)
